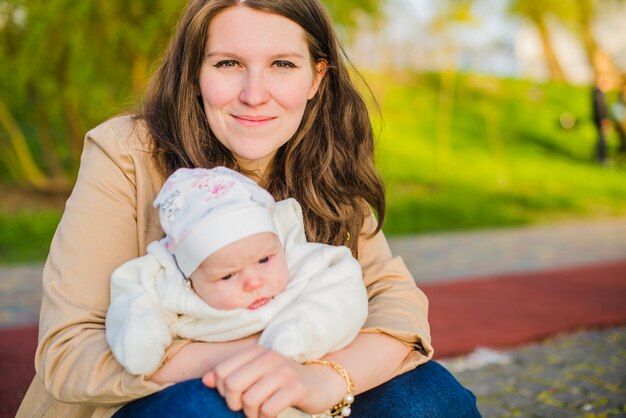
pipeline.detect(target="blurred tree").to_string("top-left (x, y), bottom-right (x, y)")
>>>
top-left (509, 0), bottom-right (569, 82)
top-left (0, 0), bottom-right (187, 192)
top-left (427, 1), bottom-right (476, 185)
top-left (428, 1), bottom-right (510, 186)
top-left (509, 0), bottom-right (624, 83)
top-left (322, 0), bottom-right (383, 28)
top-left (571, 0), bottom-right (622, 80)
top-left (0, 0), bottom-right (384, 192)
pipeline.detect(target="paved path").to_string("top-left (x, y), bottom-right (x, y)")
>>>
top-left (2, 218), bottom-right (626, 417)
top-left (0, 264), bottom-right (42, 328)
top-left (389, 218), bottom-right (626, 283)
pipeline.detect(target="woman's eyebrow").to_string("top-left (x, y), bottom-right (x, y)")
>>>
top-left (268, 52), bottom-right (305, 59)
top-left (205, 51), bottom-right (305, 59)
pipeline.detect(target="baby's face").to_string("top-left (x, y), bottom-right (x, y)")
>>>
top-left (189, 232), bottom-right (289, 310)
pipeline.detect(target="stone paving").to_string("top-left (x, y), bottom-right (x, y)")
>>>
top-left (441, 326), bottom-right (626, 418)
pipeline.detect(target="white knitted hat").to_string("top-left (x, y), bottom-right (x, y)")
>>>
top-left (154, 167), bottom-right (277, 277)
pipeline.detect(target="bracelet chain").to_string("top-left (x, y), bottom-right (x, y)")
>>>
top-left (304, 360), bottom-right (355, 417)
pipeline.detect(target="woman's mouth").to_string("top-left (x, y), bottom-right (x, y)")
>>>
top-left (247, 297), bottom-right (271, 310)
top-left (233, 115), bottom-right (275, 127)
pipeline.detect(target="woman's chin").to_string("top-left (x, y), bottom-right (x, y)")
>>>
top-left (232, 151), bottom-right (277, 172)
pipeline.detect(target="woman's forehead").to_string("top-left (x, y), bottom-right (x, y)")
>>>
top-left (206, 6), bottom-right (308, 54)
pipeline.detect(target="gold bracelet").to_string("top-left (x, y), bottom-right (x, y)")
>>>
top-left (304, 360), bottom-right (355, 417)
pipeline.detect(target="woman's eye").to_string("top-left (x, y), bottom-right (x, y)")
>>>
top-left (259, 256), bottom-right (270, 264)
top-left (213, 60), bottom-right (239, 68)
top-left (273, 60), bottom-right (296, 69)
top-left (221, 273), bottom-right (233, 280)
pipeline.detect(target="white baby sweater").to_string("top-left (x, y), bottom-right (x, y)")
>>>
top-left (106, 198), bottom-right (368, 375)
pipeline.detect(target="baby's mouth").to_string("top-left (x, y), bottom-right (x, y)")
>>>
top-left (247, 297), bottom-right (271, 310)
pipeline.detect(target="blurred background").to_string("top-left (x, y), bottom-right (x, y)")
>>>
top-left (1, 0), bottom-right (626, 264)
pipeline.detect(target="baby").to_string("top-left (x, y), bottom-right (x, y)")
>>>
top-left (106, 167), bottom-right (368, 375)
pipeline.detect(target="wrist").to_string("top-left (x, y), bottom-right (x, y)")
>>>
top-left (305, 362), bottom-right (346, 407)
top-left (303, 360), bottom-right (355, 417)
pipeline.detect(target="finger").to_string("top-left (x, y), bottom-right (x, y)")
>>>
top-left (202, 371), bottom-right (216, 388)
top-left (244, 359), bottom-right (307, 418)
top-left (260, 385), bottom-right (306, 418)
top-left (212, 345), bottom-right (265, 397)
top-left (222, 349), bottom-right (282, 412)
top-left (241, 372), bottom-right (283, 418)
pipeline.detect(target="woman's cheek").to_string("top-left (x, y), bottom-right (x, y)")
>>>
top-left (200, 73), bottom-right (238, 108)
top-left (270, 76), bottom-right (314, 107)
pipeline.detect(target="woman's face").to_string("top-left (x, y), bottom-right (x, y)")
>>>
top-left (199, 6), bottom-right (326, 174)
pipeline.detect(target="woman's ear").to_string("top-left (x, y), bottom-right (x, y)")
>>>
top-left (308, 60), bottom-right (328, 100)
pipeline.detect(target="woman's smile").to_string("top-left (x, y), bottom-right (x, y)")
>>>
top-left (232, 114), bottom-right (277, 128)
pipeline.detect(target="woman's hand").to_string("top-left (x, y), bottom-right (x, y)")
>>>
top-left (202, 345), bottom-right (346, 418)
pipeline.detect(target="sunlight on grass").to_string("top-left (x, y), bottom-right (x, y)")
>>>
top-left (366, 71), bottom-right (626, 234)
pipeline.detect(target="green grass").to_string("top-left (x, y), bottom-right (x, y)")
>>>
top-left (2, 71), bottom-right (626, 263)
top-left (0, 210), bottom-right (61, 264)
top-left (367, 71), bottom-right (626, 235)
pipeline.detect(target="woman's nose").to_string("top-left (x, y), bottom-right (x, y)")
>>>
top-left (239, 70), bottom-right (270, 106)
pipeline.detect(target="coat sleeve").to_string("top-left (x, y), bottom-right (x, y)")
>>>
top-left (358, 210), bottom-right (434, 374)
top-left (106, 253), bottom-right (173, 376)
top-left (259, 244), bottom-right (368, 362)
top-left (34, 120), bottom-right (188, 405)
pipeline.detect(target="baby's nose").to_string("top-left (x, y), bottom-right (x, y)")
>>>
top-left (243, 271), bottom-right (264, 292)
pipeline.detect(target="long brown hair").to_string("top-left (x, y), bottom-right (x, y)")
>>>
top-left (139, 0), bottom-right (385, 255)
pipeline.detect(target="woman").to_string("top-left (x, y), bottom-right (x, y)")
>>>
top-left (17, 1), bottom-right (480, 417)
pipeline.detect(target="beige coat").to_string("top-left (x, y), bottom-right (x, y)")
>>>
top-left (17, 116), bottom-right (433, 418)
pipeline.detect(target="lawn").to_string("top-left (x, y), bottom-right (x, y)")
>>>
top-left (367, 71), bottom-right (626, 234)
top-left (1, 71), bottom-right (625, 263)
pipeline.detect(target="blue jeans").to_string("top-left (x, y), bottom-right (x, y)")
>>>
top-left (114, 361), bottom-right (481, 417)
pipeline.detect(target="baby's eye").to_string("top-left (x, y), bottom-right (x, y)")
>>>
top-left (213, 60), bottom-right (239, 68)
top-left (273, 60), bottom-right (296, 69)
top-left (221, 273), bottom-right (233, 280)
top-left (259, 256), bottom-right (270, 264)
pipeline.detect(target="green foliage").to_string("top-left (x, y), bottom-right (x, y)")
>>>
top-left (321, 0), bottom-right (382, 27)
top-left (0, 0), bottom-right (188, 189)
top-left (0, 0), bottom-right (383, 190)
top-left (508, 0), bottom-right (576, 23)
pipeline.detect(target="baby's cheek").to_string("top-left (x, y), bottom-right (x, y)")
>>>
top-left (196, 285), bottom-right (231, 310)
top-left (211, 291), bottom-right (244, 310)
top-left (278, 268), bottom-right (290, 291)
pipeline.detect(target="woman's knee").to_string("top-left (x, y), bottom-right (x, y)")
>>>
top-left (113, 378), bottom-right (244, 418)
top-left (351, 361), bottom-right (481, 417)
